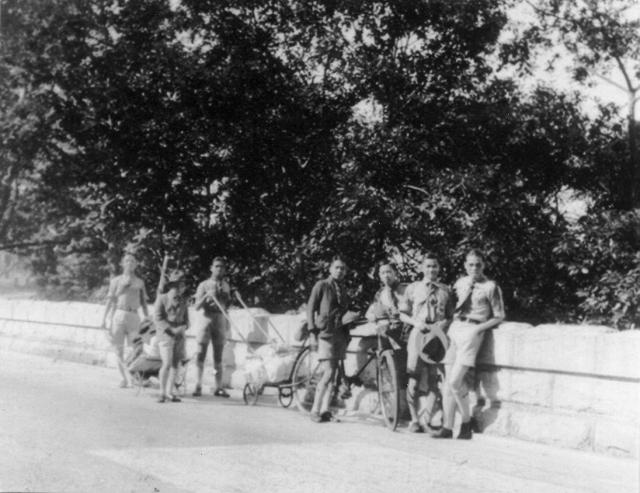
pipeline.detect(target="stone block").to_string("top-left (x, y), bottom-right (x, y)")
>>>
top-left (511, 324), bottom-right (611, 374)
top-left (552, 374), bottom-right (638, 421)
top-left (474, 404), bottom-right (510, 436)
top-left (507, 370), bottom-right (553, 407)
top-left (476, 369), bottom-right (510, 405)
top-left (509, 408), bottom-right (592, 450)
top-left (593, 419), bottom-right (640, 457)
top-left (551, 374), bottom-right (594, 413)
top-left (477, 322), bottom-right (533, 367)
top-left (594, 330), bottom-right (640, 379)
top-left (591, 379), bottom-right (639, 421)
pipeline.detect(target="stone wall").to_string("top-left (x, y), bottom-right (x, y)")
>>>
top-left (0, 297), bottom-right (637, 458)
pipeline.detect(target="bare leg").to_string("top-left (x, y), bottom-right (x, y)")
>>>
top-left (445, 362), bottom-right (471, 425)
top-left (115, 346), bottom-right (130, 387)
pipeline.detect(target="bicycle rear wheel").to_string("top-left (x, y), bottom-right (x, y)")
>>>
top-left (377, 349), bottom-right (400, 431)
top-left (291, 347), bottom-right (322, 413)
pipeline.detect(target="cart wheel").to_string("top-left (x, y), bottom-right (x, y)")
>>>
top-left (377, 349), bottom-right (400, 431)
top-left (291, 347), bottom-right (322, 414)
top-left (278, 386), bottom-right (293, 408)
top-left (243, 383), bottom-right (260, 406)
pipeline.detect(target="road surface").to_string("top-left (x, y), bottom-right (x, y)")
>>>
top-left (0, 351), bottom-right (636, 493)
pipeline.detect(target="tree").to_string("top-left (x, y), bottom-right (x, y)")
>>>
top-left (526, 0), bottom-right (640, 210)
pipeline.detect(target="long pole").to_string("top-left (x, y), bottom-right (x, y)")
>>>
top-left (233, 291), bottom-right (285, 344)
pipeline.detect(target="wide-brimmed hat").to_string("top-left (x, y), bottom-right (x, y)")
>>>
top-left (166, 269), bottom-right (186, 287)
top-left (416, 323), bottom-right (449, 364)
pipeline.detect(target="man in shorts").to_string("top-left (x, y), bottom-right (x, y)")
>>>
top-left (307, 255), bottom-right (350, 423)
top-left (101, 253), bottom-right (150, 388)
top-left (193, 257), bottom-right (231, 398)
top-left (154, 270), bottom-right (189, 403)
top-left (400, 252), bottom-right (454, 433)
top-left (432, 249), bottom-right (505, 439)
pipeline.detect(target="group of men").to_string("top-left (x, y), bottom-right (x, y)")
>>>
top-left (306, 250), bottom-right (505, 439)
top-left (101, 255), bottom-right (232, 403)
top-left (100, 248), bottom-right (505, 439)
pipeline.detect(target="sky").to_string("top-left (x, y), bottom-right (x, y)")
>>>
top-left (505, 1), bottom-right (640, 118)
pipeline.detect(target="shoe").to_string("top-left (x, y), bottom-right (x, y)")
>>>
top-left (214, 389), bottom-right (230, 398)
top-left (408, 422), bottom-right (424, 433)
top-left (431, 427), bottom-right (453, 439)
top-left (320, 411), bottom-right (334, 422)
top-left (192, 386), bottom-right (202, 397)
top-left (310, 412), bottom-right (323, 423)
top-left (458, 421), bottom-right (473, 440)
top-left (157, 395), bottom-right (166, 403)
top-left (170, 395), bottom-right (182, 403)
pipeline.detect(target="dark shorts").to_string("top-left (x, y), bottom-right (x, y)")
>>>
top-left (317, 332), bottom-right (348, 361)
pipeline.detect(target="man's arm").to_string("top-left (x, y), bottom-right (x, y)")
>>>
top-left (474, 282), bottom-right (505, 334)
top-left (306, 282), bottom-right (322, 332)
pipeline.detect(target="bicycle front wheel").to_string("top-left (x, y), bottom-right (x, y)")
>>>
top-left (377, 349), bottom-right (400, 431)
top-left (291, 347), bottom-right (322, 414)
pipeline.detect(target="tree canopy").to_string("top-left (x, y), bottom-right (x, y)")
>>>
top-left (1, 0), bottom-right (637, 327)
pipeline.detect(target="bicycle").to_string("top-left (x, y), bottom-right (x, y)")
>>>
top-left (290, 317), bottom-right (403, 431)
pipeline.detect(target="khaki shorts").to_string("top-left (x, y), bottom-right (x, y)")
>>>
top-left (111, 310), bottom-right (140, 349)
top-left (443, 320), bottom-right (485, 368)
top-left (194, 313), bottom-right (228, 346)
top-left (157, 332), bottom-right (186, 368)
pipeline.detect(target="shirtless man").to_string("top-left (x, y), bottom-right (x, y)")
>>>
top-left (101, 253), bottom-right (150, 388)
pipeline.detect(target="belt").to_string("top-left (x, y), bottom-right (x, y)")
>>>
top-left (456, 316), bottom-right (481, 324)
top-left (116, 306), bottom-right (138, 313)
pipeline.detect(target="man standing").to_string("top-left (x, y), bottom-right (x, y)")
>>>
top-left (307, 255), bottom-right (349, 423)
top-left (193, 257), bottom-right (231, 398)
top-left (365, 262), bottom-right (407, 335)
top-left (101, 253), bottom-right (150, 388)
top-left (154, 270), bottom-right (189, 403)
top-left (433, 249), bottom-right (505, 439)
top-left (400, 253), bottom-right (454, 433)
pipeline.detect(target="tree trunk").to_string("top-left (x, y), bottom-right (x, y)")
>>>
top-left (628, 93), bottom-right (639, 209)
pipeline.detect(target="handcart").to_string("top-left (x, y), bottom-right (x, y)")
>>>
top-left (209, 290), bottom-right (307, 407)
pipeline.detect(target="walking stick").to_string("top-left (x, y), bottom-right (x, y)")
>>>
top-left (233, 291), bottom-right (286, 344)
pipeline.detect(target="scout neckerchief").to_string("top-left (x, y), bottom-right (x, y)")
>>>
top-left (455, 278), bottom-right (480, 314)
top-left (426, 282), bottom-right (438, 323)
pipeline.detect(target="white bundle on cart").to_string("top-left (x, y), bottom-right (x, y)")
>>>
top-left (244, 355), bottom-right (268, 388)
top-left (256, 344), bottom-right (297, 383)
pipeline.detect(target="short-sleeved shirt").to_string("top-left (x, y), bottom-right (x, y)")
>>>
top-left (195, 279), bottom-right (231, 318)
top-left (453, 275), bottom-right (505, 322)
top-left (107, 275), bottom-right (147, 311)
top-left (403, 280), bottom-right (454, 324)
top-left (366, 282), bottom-right (407, 321)
top-left (154, 292), bottom-right (189, 334)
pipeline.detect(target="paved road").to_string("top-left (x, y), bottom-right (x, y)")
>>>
top-left (0, 351), bottom-right (637, 493)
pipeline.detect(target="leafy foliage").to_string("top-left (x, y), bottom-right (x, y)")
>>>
top-left (0, 0), bottom-right (637, 328)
